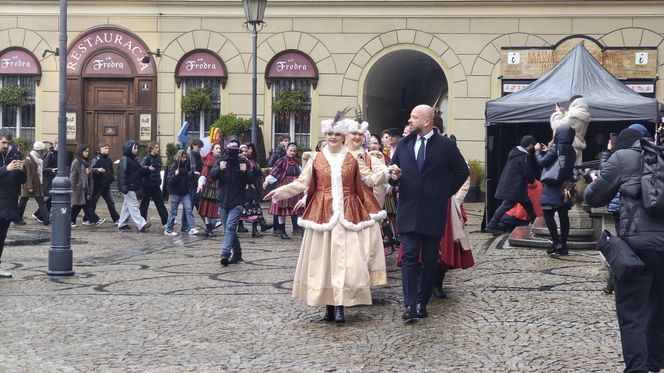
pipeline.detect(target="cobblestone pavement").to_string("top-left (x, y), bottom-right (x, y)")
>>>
top-left (0, 201), bottom-right (623, 372)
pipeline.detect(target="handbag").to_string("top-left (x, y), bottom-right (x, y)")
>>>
top-left (596, 230), bottom-right (645, 282)
top-left (561, 181), bottom-right (577, 206)
top-left (540, 150), bottom-right (567, 184)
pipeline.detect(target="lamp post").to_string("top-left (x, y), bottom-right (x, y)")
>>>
top-left (48, 0), bottom-right (74, 276)
top-left (242, 0), bottom-right (267, 147)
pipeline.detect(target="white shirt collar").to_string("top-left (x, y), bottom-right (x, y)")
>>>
top-left (417, 130), bottom-right (435, 142)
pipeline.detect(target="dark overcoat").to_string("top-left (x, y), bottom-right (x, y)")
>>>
top-left (390, 132), bottom-right (469, 236)
top-left (494, 147), bottom-right (535, 202)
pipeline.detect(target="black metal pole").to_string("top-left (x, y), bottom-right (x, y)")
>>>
top-left (48, 0), bottom-right (74, 276)
top-left (251, 23), bottom-right (258, 146)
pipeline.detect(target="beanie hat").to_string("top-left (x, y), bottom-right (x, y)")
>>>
top-left (33, 141), bottom-right (46, 151)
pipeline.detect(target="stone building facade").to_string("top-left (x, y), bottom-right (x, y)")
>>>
top-left (0, 0), bottom-right (662, 161)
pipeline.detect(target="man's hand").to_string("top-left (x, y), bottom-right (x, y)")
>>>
top-left (239, 163), bottom-right (247, 172)
top-left (7, 159), bottom-right (23, 171)
top-left (540, 143), bottom-right (548, 152)
top-left (175, 169), bottom-right (179, 176)
top-left (98, 168), bottom-right (106, 173)
top-left (197, 186), bottom-right (203, 194)
top-left (388, 165), bottom-right (402, 180)
top-left (534, 143), bottom-right (541, 151)
top-left (194, 171), bottom-right (201, 176)
top-left (219, 161), bottom-right (227, 170)
top-left (262, 181), bottom-right (268, 189)
top-left (607, 139), bottom-right (613, 152)
top-left (149, 165), bottom-right (155, 172)
top-left (85, 167), bottom-right (91, 175)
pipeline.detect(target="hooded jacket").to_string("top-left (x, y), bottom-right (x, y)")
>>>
top-left (118, 141), bottom-right (147, 194)
top-left (494, 146), bottom-right (535, 202)
top-left (585, 129), bottom-right (664, 253)
top-left (166, 150), bottom-right (193, 196)
top-left (209, 151), bottom-right (252, 208)
top-left (535, 125), bottom-right (576, 207)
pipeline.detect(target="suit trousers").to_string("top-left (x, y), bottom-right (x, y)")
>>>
top-left (400, 232), bottom-right (441, 308)
top-left (615, 249), bottom-right (664, 373)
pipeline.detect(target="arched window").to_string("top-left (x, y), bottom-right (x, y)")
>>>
top-left (0, 48), bottom-right (41, 142)
top-left (266, 50), bottom-right (318, 148)
top-left (176, 50), bottom-right (227, 140)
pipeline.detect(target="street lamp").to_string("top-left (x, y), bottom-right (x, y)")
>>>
top-left (242, 0), bottom-right (267, 148)
top-left (48, 0), bottom-right (74, 276)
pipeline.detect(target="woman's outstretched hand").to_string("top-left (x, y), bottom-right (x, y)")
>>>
top-left (264, 190), bottom-right (276, 201)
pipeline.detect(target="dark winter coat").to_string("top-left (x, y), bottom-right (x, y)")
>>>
top-left (600, 150), bottom-right (621, 213)
top-left (140, 153), bottom-right (163, 187)
top-left (209, 153), bottom-right (252, 209)
top-left (535, 125), bottom-right (576, 208)
top-left (268, 145), bottom-right (285, 167)
top-left (389, 132), bottom-right (469, 236)
top-left (166, 160), bottom-right (193, 196)
top-left (42, 149), bottom-right (57, 193)
top-left (584, 138), bottom-right (664, 253)
top-left (118, 141), bottom-right (148, 194)
top-left (0, 147), bottom-right (27, 221)
top-left (91, 153), bottom-right (115, 187)
top-left (494, 146), bottom-right (535, 202)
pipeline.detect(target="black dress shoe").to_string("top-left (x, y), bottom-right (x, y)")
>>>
top-left (415, 303), bottom-right (428, 318)
top-left (280, 231), bottom-right (291, 239)
top-left (237, 224), bottom-right (248, 233)
top-left (334, 306), bottom-right (345, 323)
top-left (432, 286), bottom-right (447, 299)
top-left (323, 305), bottom-right (335, 322)
top-left (402, 306), bottom-right (416, 322)
top-left (229, 254), bottom-right (243, 264)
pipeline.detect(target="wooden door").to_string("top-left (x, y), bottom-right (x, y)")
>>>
top-left (84, 79), bottom-right (133, 161)
top-left (95, 112), bottom-right (126, 161)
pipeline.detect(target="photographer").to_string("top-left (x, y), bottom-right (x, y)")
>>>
top-left (584, 127), bottom-right (663, 373)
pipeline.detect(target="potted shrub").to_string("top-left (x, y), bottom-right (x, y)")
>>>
top-left (465, 159), bottom-right (485, 203)
top-left (0, 85), bottom-right (27, 108)
top-left (181, 87), bottom-right (214, 118)
top-left (272, 88), bottom-right (310, 117)
top-left (211, 113), bottom-right (263, 143)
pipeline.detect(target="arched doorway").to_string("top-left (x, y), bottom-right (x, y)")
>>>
top-left (363, 49), bottom-right (447, 133)
top-left (65, 27), bottom-right (157, 161)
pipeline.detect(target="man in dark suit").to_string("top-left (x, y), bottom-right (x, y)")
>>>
top-left (389, 104), bottom-right (469, 321)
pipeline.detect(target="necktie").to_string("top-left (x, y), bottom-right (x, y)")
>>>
top-left (417, 137), bottom-right (426, 172)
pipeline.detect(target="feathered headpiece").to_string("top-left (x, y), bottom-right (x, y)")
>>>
top-left (321, 106), bottom-right (352, 134)
top-left (347, 120), bottom-right (369, 134)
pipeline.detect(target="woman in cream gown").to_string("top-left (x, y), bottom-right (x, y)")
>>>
top-left (265, 117), bottom-right (377, 324)
top-left (345, 120), bottom-right (388, 287)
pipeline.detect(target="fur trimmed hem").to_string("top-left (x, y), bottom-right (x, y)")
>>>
top-left (292, 282), bottom-right (373, 307)
top-left (369, 210), bottom-right (387, 222)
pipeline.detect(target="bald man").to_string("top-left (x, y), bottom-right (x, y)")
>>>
top-left (388, 104), bottom-right (469, 321)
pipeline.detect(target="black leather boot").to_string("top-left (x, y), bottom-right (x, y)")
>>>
top-left (279, 226), bottom-right (291, 240)
top-left (259, 217), bottom-right (274, 232)
top-left (251, 222), bottom-right (261, 237)
top-left (334, 306), bottom-right (345, 323)
top-left (323, 305), bottom-right (335, 322)
top-left (237, 221), bottom-right (248, 233)
top-left (205, 223), bottom-right (217, 237)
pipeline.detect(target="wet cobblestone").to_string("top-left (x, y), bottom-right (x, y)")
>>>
top-left (0, 203), bottom-right (623, 371)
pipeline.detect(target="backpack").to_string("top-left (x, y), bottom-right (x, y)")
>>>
top-left (639, 138), bottom-right (664, 216)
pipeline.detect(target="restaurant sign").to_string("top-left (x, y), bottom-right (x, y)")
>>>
top-left (175, 50), bottom-right (227, 87)
top-left (0, 48), bottom-right (40, 75)
top-left (83, 52), bottom-right (133, 77)
top-left (66, 28), bottom-right (154, 75)
top-left (265, 51), bottom-right (318, 88)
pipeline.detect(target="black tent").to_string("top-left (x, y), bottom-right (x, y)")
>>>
top-left (483, 43), bottom-right (659, 224)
